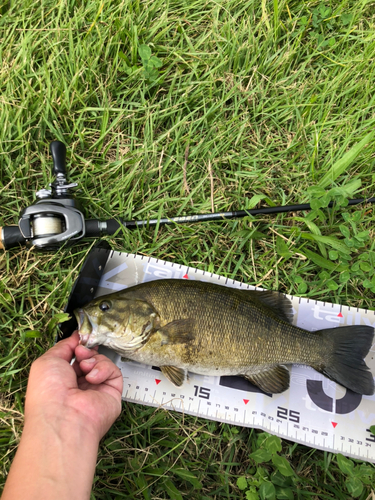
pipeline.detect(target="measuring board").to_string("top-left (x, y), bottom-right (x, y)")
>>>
top-left (92, 250), bottom-right (375, 462)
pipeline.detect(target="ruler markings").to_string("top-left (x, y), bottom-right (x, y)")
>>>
top-left (120, 378), bottom-right (375, 461)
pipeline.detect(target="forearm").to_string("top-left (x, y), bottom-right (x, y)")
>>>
top-left (2, 410), bottom-right (99, 500)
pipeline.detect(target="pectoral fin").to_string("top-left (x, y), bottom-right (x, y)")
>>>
top-left (244, 366), bottom-right (290, 394)
top-left (158, 319), bottom-right (195, 345)
top-left (160, 365), bottom-right (188, 386)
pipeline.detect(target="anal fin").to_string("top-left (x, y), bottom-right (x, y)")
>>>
top-left (244, 366), bottom-right (290, 394)
top-left (160, 366), bottom-right (188, 387)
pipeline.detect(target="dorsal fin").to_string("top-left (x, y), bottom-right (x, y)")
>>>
top-left (243, 290), bottom-right (294, 324)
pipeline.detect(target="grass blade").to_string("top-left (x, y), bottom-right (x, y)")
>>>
top-left (319, 130), bottom-right (375, 188)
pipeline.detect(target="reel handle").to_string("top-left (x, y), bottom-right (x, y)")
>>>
top-left (50, 141), bottom-right (66, 177)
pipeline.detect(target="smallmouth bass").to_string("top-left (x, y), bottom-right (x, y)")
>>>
top-left (74, 279), bottom-right (375, 395)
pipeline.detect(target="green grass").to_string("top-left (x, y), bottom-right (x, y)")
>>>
top-left (1, 0), bottom-right (375, 498)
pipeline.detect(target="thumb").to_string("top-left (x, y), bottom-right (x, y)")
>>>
top-left (43, 331), bottom-right (80, 362)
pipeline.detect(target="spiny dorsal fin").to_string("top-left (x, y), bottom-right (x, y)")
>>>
top-left (244, 290), bottom-right (294, 324)
top-left (158, 319), bottom-right (195, 345)
top-left (244, 365), bottom-right (290, 394)
top-left (160, 366), bottom-right (188, 386)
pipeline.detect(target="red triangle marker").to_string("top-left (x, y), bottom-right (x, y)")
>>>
top-left (183, 274), bottom-right (189, 279)
top-left (337, 312), bottom-right (343, 318)
top-left (155, 379), bottom-right (161, 385)
top-left (243, 399), bottom-right (249, 405)
top-left (332, 422), bottom-right (337, 428)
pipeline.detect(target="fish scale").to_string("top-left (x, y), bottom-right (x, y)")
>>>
top-left (76, 279), bottom-right (374, 395)
top-left (133, 280), bottom-right (321, 368)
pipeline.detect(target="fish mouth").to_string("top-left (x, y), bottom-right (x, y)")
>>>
top-left (74, 308), bottom-right (93, 346)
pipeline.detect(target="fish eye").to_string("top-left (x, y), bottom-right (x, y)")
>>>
top-left (99, 301), bottom-right (111, 312)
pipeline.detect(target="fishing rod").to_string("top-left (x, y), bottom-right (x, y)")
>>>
top-left (1, 141), bottom-right (374, 251)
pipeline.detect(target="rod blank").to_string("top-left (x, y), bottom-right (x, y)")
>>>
top-left (2, 197), bottom-right (375, 249)
top-left (91, 197), bottom-right (375, 235)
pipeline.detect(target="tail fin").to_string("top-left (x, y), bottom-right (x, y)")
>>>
top-left (315, 326), bottom-right (374, 395)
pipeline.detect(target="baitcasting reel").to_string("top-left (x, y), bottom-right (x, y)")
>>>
top-left (18, 141), bottom-right (85, 249)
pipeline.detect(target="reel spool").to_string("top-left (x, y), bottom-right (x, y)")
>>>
top-left (32, 214), bottom-right (63, 238)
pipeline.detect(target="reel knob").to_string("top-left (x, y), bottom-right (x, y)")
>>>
top-left (50, 141), bottom-right (67, 177)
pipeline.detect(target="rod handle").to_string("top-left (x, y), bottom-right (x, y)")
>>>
top-left (0, 226), bottom-right (27, 250)
top-left (50, 141), bottom-right (67, 177)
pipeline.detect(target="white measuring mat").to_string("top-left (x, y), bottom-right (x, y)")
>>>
top-left (95, 251), bottom-right (375, 462)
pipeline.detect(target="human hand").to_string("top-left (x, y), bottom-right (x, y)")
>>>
top-left (25, 331), bottom-right (123, 442)
top-left (2, 332), bottom-right (123, 500)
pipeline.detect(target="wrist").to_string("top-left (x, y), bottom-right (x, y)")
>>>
top-left (24, 407), bottom-right (101, 450)
top-left (3, 409), bottom-right (99, 500)
top-left (26, 402), bottom-right (99, 440)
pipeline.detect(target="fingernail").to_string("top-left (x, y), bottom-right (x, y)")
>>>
top-left (83, 357), bottom-right (96, 364)
top-left (80, 334), bottom-right (89, 345)
top-left (79, 344), bottom-right (91, 351)
top-left (88, 368), bottom-right (99, 378)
